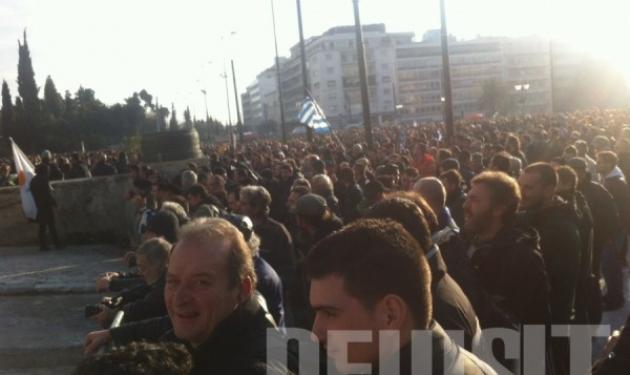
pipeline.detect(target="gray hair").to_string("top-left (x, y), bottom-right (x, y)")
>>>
top-left (239, 185), bottom-right (272, 215)
top-left (136, 237), bottom-right (171, 267)
top-left (160, 201), bottom-right (189, 225)
top-left (311, 174), bottom-right (333, 195)
top-left (181, 170), bottom-right (198, 192)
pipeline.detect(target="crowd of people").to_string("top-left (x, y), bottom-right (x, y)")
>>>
top-left (15, 109), bottom-right (630, 374)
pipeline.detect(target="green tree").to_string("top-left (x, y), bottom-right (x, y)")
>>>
top-left (43, 75), bottom-right (64, 117)
top-left (139, 89), bottom-right (153, 109)
top-left (184, 106), bottom-right (192, 128)
top-left (16, 30), bottom-right (40, 151)
top-left (1, 80), bottom-right (13, 139)
top-left (169, 103), bottom-right (178, 129)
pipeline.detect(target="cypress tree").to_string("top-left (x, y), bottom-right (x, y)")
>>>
top-left (17, 30), bottom-right (39, 114)
top-left (1, 80), bottom-right (13, 139)
top-left (43, 75), bottom-right (63, 117)
top-left (169, 103), bottom-right (178, 129)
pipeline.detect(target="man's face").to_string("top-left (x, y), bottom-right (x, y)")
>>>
top-left (596, 157), bottom-right (613, 175)
top-left (463, 183), bottom-right (496, 235)
top-left (165, 240), bottom-right (241, 347)
top-left (280, 167), bottom-right (292, 181)
top-left (137, 254), bottom-right (163, 285)
top-left (187, 194), bottom-right (202, 208)
top-left (310, 275), bottom-right (383, 373)
top-left (518, 172), bottom-right (548, 210)
top-left (227, 192), bottom-right (241, 214)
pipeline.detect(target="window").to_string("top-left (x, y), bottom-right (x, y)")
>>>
top-left (383, 88), bottom-right (391, 95)
top-left (313, 82), bottom-right (320, 89)
top-left (326, 53), bottom-right (332, 60)
top-left (326, 67), bottom-right (335, 75)
top-left (327, 80), bottom-right (337, 88)
top-left (382, 76), bottom-right (392, 83)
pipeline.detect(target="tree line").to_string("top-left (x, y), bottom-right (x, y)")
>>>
top-left (0, 31), bottom-right (224, 155)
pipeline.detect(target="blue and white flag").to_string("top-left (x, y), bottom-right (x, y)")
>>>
top-left (298, 96), bottom-right (330, 130)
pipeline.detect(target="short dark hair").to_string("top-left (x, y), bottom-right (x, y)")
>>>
top-left (385, 191), bottom-right (439, 233)
top-left (597, 151), bottom-right (618, 166)
top-left (306, 219), bottom-right (432, 329)
top-left (187, 184), bottom-right (209, 199)
top-left (471, 171), bottom-right (521, 222)
top-left (491, 151), bottom-right (512, 175)
top-left (440, 169), bottom-right (463, 188)
top-left (557, 166), bottom-right (578, 191)
top-left (73, 341), bottom-right (192, 375)
top-left (523, 162), bottom-right (558, 188)
top-left (367, 197), bottom-right (433, 252)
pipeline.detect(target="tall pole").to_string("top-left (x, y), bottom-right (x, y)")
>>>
top-left (271, 0), bottom-right (287, 143)
top-left (296, 0), bottom-right (313, 142)
top-left (548, 39), bottom-right (555, 114)
top-left (222, 68), bottom-right (235, 152)
top-left (352, 0), bottom-right (374, 150)
top-left (440, 0), bottom-right (455, 143)
top-left (231, 59), bottom-right (244, 142)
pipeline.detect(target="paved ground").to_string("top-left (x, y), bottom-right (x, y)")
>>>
top-left (0, 245), bottom-right (627, 374)
top-left (0, 246), bottom-right (126, 375)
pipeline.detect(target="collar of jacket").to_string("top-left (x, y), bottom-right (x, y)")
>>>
top-left (368, 321), bottom-right (463, 375)
top-left (605, 166), bottom-right (626, 181)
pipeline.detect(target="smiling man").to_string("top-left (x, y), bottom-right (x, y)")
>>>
top-left (305, 218), bottom-right (495, 375)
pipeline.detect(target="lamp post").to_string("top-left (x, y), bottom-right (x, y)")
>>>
top-left (352, 0), bottom-right (374, 150)
top-left (221, 69), bottom-right (235, 152)
top-left (440, 0), bottom-right (455, 143)
top-left (271, 0), bottom-right (287, 143)
top-left (295, 0), bottom-right (313, 142)
top-left (231, 59), bottom-right (244, 142)
top-left (514, 83), bottom-right (530, 114)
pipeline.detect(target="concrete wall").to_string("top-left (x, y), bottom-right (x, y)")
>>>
top-left (0, 158), bottom-right (207, 246)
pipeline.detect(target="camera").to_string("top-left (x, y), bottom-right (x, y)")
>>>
top-left (84, 304), bottom-right (103, 318)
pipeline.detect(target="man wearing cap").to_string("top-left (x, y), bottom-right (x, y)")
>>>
top-left (41, 150), bottom-right (64, 181)
top-left (294, 193), bottom-right (343, 257)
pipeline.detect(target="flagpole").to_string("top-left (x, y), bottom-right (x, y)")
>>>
top-left (296, 0), bottom-right (313, 142)
top-left (231, 60), bottom-right (244, 143)
top-left (440, 0), bottom-right (455, 143)
top-left (271, 0), bottom-right (287, 143)
top-left (352, 0), bottom-right (374, 150)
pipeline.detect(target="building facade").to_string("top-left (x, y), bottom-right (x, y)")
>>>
top-left (242, 24), bottom-right (583, 128)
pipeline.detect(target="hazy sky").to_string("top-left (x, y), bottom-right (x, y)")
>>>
top-left (1, 0), bottom-right (629, 123)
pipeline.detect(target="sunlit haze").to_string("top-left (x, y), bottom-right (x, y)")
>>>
top-left (1, 0), bottom-right (629, 124)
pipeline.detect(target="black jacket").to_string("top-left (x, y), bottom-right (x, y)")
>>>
top-left (603, 173), bottom-right (630, 233)
top-left (111, 298), bottom-right (295, 375)
top-left (30, 174), bottom-right (56, 219)
top-left (467, 223), bottom-right (551, 328)
top-left (446, 188), bottom-right (467, 229)
top-left (579, 178), bottom-right (619, 256)
top-left (519, 198), bottom-right (581, 324)
top-left (174, 298), bottom-right (292, 375)
top-left (429, 246), bottom-right (479, 351)
top-left (118, 275), bottom-right (167, 323)
top-left (256, 217), bottom-right (296, 287)
top-left (254, 255), bottom-right (285, 328)
top-left (336, 183), bottom-right (363, 222)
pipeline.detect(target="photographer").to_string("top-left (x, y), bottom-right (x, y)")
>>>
top-left (89, 238), bottom-right (169, 328)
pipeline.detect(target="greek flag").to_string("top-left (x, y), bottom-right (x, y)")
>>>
top-left (298, 97), bottom-right (330, 130)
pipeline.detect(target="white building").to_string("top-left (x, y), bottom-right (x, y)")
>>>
top-left (242, 24), bottom-right (584, 128)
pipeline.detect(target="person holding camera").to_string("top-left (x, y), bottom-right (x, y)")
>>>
top-left (89, 238), bottom-right (170, 328)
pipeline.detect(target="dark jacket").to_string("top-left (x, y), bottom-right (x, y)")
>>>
top-left (370, 321), bottom-right (496, 375)
top-left (429, 245), bottom-right (480, 351)
top-left (117, 275), bottom-right (167, 323)
top-left (255, 217), bottom-right (296, 287)
top-left (602, 170), bottom-right (630, 233)
top-left (336, 183), bottom-right (363, 222)
top-left (111, 298), bottom-right (294, 375)
top-left (579, 178), bottom-right (619, 258)
top-left (521, 197), bottom-right (582, 324)
top-left (254, 254), bottom-right (285, 328)
top-left (92, 161), bottom-right (117, 177)
top-left (30, 174), bottom-right (57, 219)
top-left (519, 198), bottom-right (581, 324)
top-left (467, 223), bottom-right (551, 328)
top-left (446, 188), bottom-right (467, 229)
top-left (67, 162), bottom-right (91, 179)
top-left (174, 298), bottom-right (292, 375)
